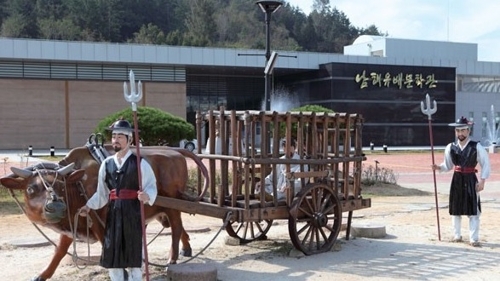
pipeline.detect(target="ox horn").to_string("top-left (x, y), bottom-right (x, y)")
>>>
top-left (10, 167), bottom-right (34, 178)
top-left (57, 163), bottom-right (75, 175)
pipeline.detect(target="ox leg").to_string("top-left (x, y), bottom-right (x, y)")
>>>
top-left (36, 234), bottom-right (73, 281)
top-left (157, 213), bottom-right (191, 257)
top-left (180, 228), bottom-right (192, 257)
top-left (166, 209), bottom-right (191, 264)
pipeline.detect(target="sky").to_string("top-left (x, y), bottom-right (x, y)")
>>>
top-left (285, 0), bottom-right (500, 62)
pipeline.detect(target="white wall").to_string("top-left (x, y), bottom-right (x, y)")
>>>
top-left (456, 91), bottom-right (500, 144)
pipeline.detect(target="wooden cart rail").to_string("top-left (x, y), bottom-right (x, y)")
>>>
top-left (178, 108), bottom-right (371, 255)
top-left (197, 154), bottom-right (366, 210)
top-left (196, 110), bottom-right (363, 158)
top-left (154, 194), bottom-right (370, 222)
top-left (198, 153), bottom-right (365, 165)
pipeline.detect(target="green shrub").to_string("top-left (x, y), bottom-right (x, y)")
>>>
top-left (95, 106), bottom-right (195, 146)
top-left (290, 105), bottom-right (335, 113)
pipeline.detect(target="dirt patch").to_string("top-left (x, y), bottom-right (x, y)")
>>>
top-left (0, 178), bottom-right (431, 280)
top-left (3, 192), bottom-right (500, 281)
top-left (362, 182), bottom-right (432, 197)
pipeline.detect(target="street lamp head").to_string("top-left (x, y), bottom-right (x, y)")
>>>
top-left (256, 0), bottom-right (283, 14)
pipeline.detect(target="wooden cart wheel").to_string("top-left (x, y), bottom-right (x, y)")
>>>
top-left (288, 183), bottom-right (342, 255)
top-left (225, 219), bottom-right (273, 243)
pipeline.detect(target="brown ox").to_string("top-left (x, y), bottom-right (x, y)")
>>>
top-left (0, 145), bottom-right (208, 281)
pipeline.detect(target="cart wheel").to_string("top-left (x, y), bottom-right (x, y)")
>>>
top-left (288, 183), bottom-right (342, 255)
top-left (225, 220), bottom-right (273, 243)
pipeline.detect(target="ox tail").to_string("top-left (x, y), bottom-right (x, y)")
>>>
top-left (166, 147), bottom-right (209, 201)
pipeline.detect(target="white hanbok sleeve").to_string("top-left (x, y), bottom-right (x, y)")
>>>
top-left (476, 143), bottom-right (490, 180)
top-left (86, 160), bottom-right (110, 210)
top-left (141, 159), bottom-right (158, 205)
top-left (438, 143), bottom-right (454, 172)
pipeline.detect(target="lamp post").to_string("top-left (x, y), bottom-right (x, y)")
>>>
top-left (256, 0), bottom-right (282, 111)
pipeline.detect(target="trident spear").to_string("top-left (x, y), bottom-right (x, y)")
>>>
top-left (420, 93), bottom-right (441, 241)
top-left (124, 70), bottom-right (150, 280)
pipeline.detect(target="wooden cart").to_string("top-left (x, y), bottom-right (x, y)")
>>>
top-left (155, 109), bottom-right (371, 255)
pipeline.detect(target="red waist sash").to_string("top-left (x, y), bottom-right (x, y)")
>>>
top-left (109, 189), bottom-right (137, 200)
top-left (453, 166), bottom-right (477, 174)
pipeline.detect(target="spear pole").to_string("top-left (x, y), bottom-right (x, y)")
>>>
top-left (420, 93), bottom-right (441, 241)
top-left (124, 70), bottom-right (150, 280)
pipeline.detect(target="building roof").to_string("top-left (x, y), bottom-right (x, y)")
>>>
top-left (0, 38), bottom-right (499, 77)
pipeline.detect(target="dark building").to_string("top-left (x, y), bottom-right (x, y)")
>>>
top-left (279, 63), bottom-right (456, 146)
top-left (185, 63), bottom-right (456, 146)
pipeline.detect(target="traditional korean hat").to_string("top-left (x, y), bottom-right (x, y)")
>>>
top-left (448, 116), bottom-right (473, 129)
top-left (107, 118), bottom-right (137, 136)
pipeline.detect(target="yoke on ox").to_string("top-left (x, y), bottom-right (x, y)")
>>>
top-left (0, 145), bottom-right (208, 281)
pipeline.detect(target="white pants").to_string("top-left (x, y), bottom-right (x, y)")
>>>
top-left (452, 208), bottom-right (481, 243)
top-left (108, 267), bottom-right (142, 281)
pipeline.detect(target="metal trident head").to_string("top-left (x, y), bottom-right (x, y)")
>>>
top-left (420, 93), bottom-right (437, 120)
top-left (123, 70), bottom-right (143, 111)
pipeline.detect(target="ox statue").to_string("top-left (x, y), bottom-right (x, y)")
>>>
top-left (0, 145), bottom-right (209, 281)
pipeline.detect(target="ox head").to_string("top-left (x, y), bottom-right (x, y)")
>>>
top-left (0, 162), bottom-right (85, 224)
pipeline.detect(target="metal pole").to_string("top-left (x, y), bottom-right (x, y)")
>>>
top-left (257, 1), bottom-right (282, 154)
top-left (124, 70), bottom-right (150, 280)
top-left (263, 10), bottom-right (272, 156)
top-left (264, 10), bottom-right (271, 111)
top-left (420, 93), bottom-right (441, 241)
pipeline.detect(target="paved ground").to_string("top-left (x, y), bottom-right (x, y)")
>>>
top-left (1, 148), bottom-right (500, 281)
top-left (363, 151), bottom-right (500, 199)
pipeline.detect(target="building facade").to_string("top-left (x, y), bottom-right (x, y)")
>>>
top-left (282, 62), bottom-right (456, 146)
top-left (0, 37), bottom-right (498, 150)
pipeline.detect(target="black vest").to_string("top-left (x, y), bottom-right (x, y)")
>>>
top-left (104, 154), bottom-right (140, 193)
top-left (450, 140), bottom-right (478, 169)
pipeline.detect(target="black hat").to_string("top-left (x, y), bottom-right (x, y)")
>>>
top-left (448, 116), bottom-right (473, 128)
top-left (107, 119), bottom-right (137, 135)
